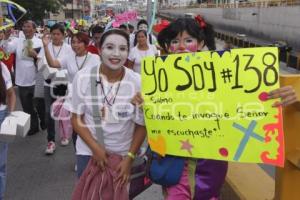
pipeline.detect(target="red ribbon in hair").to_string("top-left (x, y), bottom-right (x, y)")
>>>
top-left (195, 15), bottom-right (206, 29)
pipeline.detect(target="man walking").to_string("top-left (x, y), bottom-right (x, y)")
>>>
top-left (3, 20), bottom-right (44, 135)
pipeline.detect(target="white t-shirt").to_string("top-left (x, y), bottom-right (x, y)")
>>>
top-left (72, 66), bottom-right (145, 156)
top-left (0, 63), bottom-right (12, 111)
top-left (64, 36), bottom-right (72, 45)
top-left (128, 45), bottom-right (158, 73)
top-left (18, 31), bottom-right (25, 39)
top-left (2, 36), bottom-right (43, 86)
top-left (58, 52), bottom-right (101, 111)
top-left (38, 42), bottom-right (72, 87)
top-left (58, 52), bottom-right (100, 84)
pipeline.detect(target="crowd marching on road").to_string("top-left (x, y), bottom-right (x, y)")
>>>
top-left (0, 9), bottom-right (299, 200)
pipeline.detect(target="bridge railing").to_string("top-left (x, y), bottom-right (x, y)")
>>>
top-left (159, 0), bottom-right (300, 9)
top-left (213, 31), bottom-right (300, 70)
top-left (157, 12), bottom-right (300, 70)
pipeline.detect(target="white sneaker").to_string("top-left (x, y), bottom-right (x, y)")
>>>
top-left (45, 141), bottom-right (56, 155)
top-left (61, 138), bottom-right (69, 146)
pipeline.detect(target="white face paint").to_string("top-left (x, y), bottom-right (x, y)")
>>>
top-left (138, 24), bottom-right (148, 31)
top-left (100, 34), bottom-right (128, 70)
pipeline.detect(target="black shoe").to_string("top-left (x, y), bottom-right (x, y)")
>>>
top-left (27, 129), bottom-right (39, 136)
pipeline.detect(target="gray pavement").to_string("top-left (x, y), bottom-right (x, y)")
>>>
top-left (6, 131), bottom-right (76, 200)
top-left (5, 129), bottom-right (238, 200)
top-left (5, 86), bottom-right (240, 200)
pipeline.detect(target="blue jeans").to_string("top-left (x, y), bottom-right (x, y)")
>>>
top-left (44, 86), bottom-right (55, 142)
top-left (0, 109), bottom-right (8, 200)
top-left (76, 155), bottom-right (91, 178)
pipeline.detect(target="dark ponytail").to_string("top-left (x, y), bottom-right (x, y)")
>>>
top-left (203, 23), bottom-right (216, 51)
top-left (0, 64), bottom-right (6, 105)
top-left (157, 27), bottom-right (171, 53)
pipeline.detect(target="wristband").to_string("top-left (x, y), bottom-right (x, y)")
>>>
top-left (127, 152), bottom-right (135, 159)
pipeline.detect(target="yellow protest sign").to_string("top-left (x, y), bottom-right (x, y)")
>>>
top-left (142, 47), bottom-right (284, 167)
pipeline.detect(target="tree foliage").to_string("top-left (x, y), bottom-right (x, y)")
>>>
top-left (12, 0), bottom-right (65, 24)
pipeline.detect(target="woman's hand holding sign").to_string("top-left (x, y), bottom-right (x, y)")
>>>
top-left (268, 85), bottom-right (298, 107)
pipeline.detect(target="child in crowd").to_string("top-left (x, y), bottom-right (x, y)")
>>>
top-left (133, 17), bottom-right (298, 200)
top-left (157, 17), bottom-right (227, 200)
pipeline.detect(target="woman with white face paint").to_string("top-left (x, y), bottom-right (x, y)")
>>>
top-left (71, 29), bottom-right (146, 199)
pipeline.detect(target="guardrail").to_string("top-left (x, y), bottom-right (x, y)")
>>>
top-left (159, 0), bottom-right (300, 9)
top-left (156, 13), bottom-right (300, 71)
top-left (215, 31), bottom-right (300, 70)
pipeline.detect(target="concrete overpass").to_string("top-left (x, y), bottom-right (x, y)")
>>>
top-left (158, 4), bottom-right (300, 51)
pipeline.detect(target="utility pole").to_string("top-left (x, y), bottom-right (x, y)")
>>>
top-left (82, 0), bottom-right (85, 18)
top-left (72, 0), bottom-right (74, 19)
top-left (0, 2), bottom-right (3, 28)
top-left (147, 0), bottom-right (152, 24)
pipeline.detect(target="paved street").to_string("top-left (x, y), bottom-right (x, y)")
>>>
top-left (5, 129), bottom-right (238, 200)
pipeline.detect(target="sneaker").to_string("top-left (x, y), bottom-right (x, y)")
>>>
top-left (45, 141), bottom-right (56, 155)
top-left (61, 138), bottom-right (69, 146)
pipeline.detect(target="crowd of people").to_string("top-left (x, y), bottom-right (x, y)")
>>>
top-left (0, 15), bottom-right (299, 200)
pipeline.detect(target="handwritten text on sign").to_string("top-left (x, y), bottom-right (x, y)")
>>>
top-left (141, 47), bottom-right (284, 167)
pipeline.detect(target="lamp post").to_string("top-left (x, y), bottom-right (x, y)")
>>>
top-left (0, 2), bottom-right (3, 27)
top-left (72, 0), bottom-right (74, 19)
top-left (81, 0), bottom-right (87, 19)
top-left (147, 0), bottom-right (152, 24)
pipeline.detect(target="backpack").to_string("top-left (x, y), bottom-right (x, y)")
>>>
top-left (147, 150), bottom-right (185, 187)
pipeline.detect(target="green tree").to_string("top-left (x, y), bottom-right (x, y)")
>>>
top-left (13, 0), bottom-right (64, 24)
